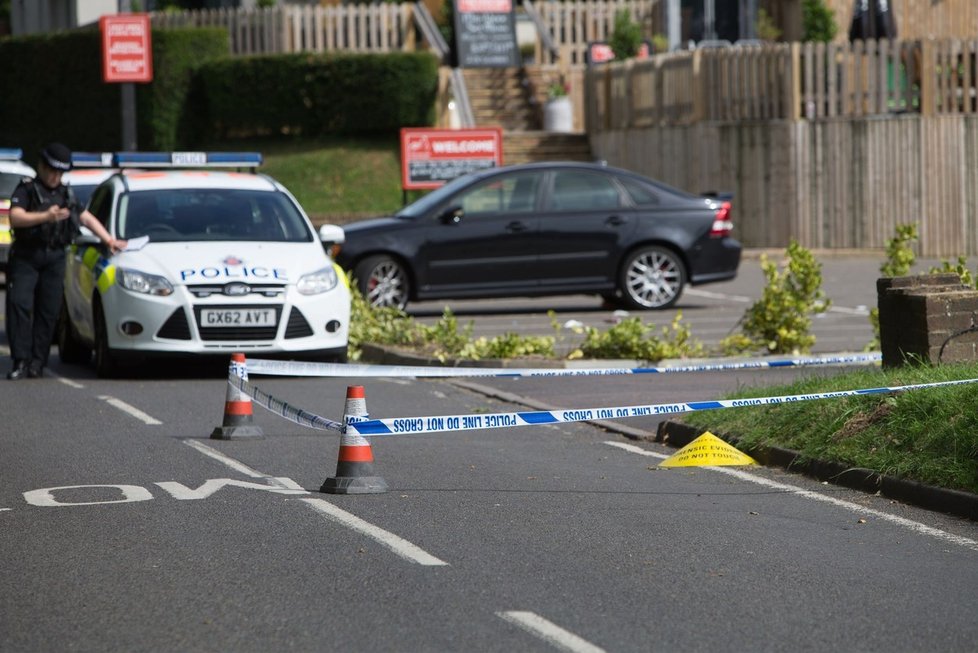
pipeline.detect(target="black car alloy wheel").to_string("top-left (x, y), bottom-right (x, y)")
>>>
top-left (355, 255), bottom-right (410, 310)
top-left (619, 245), bottom-right (686, 310)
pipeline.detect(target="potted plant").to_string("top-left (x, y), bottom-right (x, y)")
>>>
top-left (543, 77), bottom-right (573, 132)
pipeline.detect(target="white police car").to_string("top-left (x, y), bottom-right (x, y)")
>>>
top-left (0, 148), bottom-right (36, 272)
top-left (58, 152), bottom-right (350, 376)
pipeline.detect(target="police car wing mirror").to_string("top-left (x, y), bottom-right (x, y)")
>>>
top-left (318, 224), bottom-right (345, 246)
top-left (439, 206), bottom-right (464, 225)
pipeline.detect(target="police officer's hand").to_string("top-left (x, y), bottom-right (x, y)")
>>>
top-left (48, 206), bottom-right (70, 223)
top-left (107, 238), bottom-right (127, 255)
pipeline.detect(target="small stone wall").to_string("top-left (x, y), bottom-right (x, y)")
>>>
top-left (877, 274), bottom-right (978, 367)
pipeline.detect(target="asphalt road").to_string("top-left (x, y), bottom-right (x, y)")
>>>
top-left (2, 256), bottom-right (978, 652)
top-left (406, 254), bottom-right (893, 355)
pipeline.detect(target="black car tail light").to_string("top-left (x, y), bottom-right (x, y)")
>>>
top-left (710, 201), bottom-right (733, 238)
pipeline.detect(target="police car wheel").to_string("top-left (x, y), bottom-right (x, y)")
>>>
top-left (618, 245), bottom-right (686, 310)
top-left (57, 301), bottom-right (92, 365)
top-left (355, 255), bottom-right (410, 310)
top-left (93, 303), bottom-right (119, 378)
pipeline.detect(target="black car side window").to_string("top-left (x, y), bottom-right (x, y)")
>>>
top-left (549, 171), bottom-right (623, 211)
top-left (619, 177), bottom-right (661, 206)
top-left (458, 172), bottom-right (542, 216)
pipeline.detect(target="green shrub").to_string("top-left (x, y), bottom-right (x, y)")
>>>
top-left (573, 313), bottom-right (704, 362)
top-left (802, 0), bottom-right (838, 43)
top-left (609, 9), bottom-right (643, 60)
top-left (726, 240), bottom-right (830, 354)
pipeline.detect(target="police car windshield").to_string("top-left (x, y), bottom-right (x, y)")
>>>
top-left (118, 189), bottom-right (313, 243)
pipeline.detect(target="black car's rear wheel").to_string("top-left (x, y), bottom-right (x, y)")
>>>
top-left (355, 255), bottom-right (410, 310)
top-left (619, 246), bottom-right (686, 310)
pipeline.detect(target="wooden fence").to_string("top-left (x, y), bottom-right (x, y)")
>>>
top-left (150, 1), bottom-right (659, 62)
top-left (588, 38), bottom-right (978, 131)
top-left (150, 4), bottom-right (416, 56)
top-left (533, 0), bottom-right (660, 65)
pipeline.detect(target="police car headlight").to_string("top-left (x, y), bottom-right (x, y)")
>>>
top-left (118, 267), bottom-right (174, 296)
top-left (297, 266), bottom-right (338, 295)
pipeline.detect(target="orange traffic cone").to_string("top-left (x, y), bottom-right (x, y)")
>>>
top-left (320, 385), bottom-right (388, 494)
top-left (210, 353), bottom-right (264, 440)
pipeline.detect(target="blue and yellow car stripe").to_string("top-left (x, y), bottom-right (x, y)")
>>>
top-left (74, 244), bottom-right (117, 294)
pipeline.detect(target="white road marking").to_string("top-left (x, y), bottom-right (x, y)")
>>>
top-left (97, 395), bottom-right (163, 425)
top-left (183, 439), bottom-right (271, 478)
top-left (497, 611), bottom-right (606, 653)
top-left (301, 498), bottom-right (449, 566)
top-left (49, 371), bottom-right (84, 389)
top-left (685, 288), bottom-right (870, 315)
top-left (181, 441), bottom-right (446, 566)
top-left (685, 288), bottom-right (753, 302)
top-left (605, 441), bottom-right (978, 552)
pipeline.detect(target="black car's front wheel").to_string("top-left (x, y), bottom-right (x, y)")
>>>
top-left (618, 246), bottom-right (686, 310)
top-left (354, 255), bottom-right (410, 310)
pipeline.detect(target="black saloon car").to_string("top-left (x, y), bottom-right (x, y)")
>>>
top-left (336, 162), bottom-right (741, 310)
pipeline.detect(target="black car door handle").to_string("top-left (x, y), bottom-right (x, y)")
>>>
top-left (605, 215), bottom-right (625, 226)
top-left (506, 221), bottom-right (530, 232)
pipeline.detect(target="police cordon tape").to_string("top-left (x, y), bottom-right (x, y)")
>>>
top-left (243, 352), bottom-right (882, 379)
top-left (226, 369), bottom-right (978, 438)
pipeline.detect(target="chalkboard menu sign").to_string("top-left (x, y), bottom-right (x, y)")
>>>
top-left (453, 0), bottom-right (520, 68)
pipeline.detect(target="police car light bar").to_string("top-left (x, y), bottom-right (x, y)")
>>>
top-left (71, 152), bottom-right (115, 167)
top-left (113, 152), bottom-right (263, 169)
top-left (0, 148), bottom-right (24, 161)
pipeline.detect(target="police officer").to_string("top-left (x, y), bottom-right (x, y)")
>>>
top-left (5, 143), bottom-right (125, 380)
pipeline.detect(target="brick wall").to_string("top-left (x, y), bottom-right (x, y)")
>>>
top-left (877, 274), bottom-right (978, 367)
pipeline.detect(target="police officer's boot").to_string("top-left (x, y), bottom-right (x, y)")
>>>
top-left (7, 361), bottom-right (29, 380)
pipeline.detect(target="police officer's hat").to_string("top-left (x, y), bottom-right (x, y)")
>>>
top-left (40, 142), bottom-right (72, 172)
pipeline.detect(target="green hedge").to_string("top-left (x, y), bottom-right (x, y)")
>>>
top-left (0, 29), bottom-right (438, 156)
top-left (199, 51), bottom-right (439, 138)
top-left (0, 27), bottom-right (227, 155)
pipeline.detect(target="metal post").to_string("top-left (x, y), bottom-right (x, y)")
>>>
top-left (667, 0), bottom-right (680, 51)
top-left (703, 0), bottom-right (716, 41)
top-left (121, 83), bottom-right (137, 150)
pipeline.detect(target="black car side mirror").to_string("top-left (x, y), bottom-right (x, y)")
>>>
top-left (439, 206), bottom-right (464, 225)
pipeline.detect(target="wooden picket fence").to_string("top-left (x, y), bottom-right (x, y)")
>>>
top-left (588, 38), bottom-right (978, 132)
top-left (150, 4), bottom-right (416, 56)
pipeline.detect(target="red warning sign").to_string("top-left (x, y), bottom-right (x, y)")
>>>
top-left (400, 128), bottom-right (503, 190)
top-left (101, 14), bottom-right (153, 83)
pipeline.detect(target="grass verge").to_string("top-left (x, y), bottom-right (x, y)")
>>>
top-left (679, 362), bottom-right (978, 494)
top-left (206, 135), bottom-right (406, 220)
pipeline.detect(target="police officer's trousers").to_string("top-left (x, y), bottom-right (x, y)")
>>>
top-left (6, 245), bottom-right (66, 367)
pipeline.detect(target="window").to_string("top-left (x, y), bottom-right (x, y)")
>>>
top-left (456, 172), bottom-right (542, 216)
top-left (119, 189), bottom-right (312, 243)
top-left (549, 171), bottom-right (623, 211)
top-left (619, 177), bottom-right (661, 206)
top-left (87, 186), bottom-right (112, 228)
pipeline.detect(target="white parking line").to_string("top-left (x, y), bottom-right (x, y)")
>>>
top-left (604, 441), bottom-right (978, 552)
top-left (98, 395), bottom-right (163, 425)
top-left (301, 498), bottom-right (449, 566)
top-left (496, 611), bottom-right (606, 653)
top-left (685, 288), bottom-right (870, 315)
